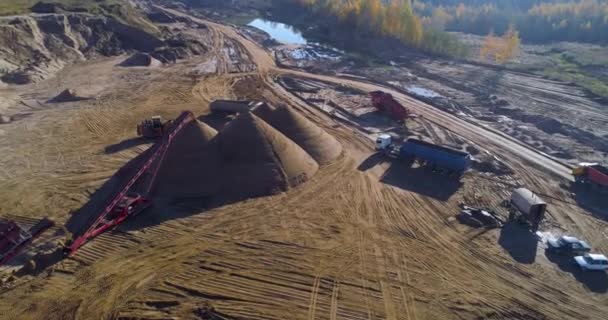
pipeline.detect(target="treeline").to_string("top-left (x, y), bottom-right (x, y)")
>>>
top-left (290, 0), bottom-right (469, 56)
top-left (414, 0), bottom-right (608, 44)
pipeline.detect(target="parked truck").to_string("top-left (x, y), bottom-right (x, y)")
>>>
top-left (572, 162), bottom-right (608, 192)
top-left (508, 188), bottom-right (547, 231)
top-left (369, 91), bottom-right (415, 121)
top-left (376, 135), bottom-right (472, 174)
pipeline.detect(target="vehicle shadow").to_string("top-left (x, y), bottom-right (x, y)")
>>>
top-left (379, 160), bottom-right (463, 201)
top-left (357, 152), bottom-right (386, 171)
top-left (498, 222), bottom-right (538, 264)
top-left (104, 136), bottom-right (150, 154)
top-left (353, 110), bottom-right (397, 129)
top-left (545, 250), bottom-right (608, 293)
top-left (568, 183), bottom-right (608, 221)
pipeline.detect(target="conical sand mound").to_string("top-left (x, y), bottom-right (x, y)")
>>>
top-left (215, 112), bottom-right (319, 197)
top-left (153, 119), bottom-right (221, 197)
top-left (264, 105), bottom-right (342, 164)
top-left (120, 53), bottom-right (162, 67)
top-left (190, 120), bottom-right (218, 143)
top-left (251, 102), bottom-right (276, 120)
top-left (48, 89), bottom-right (88, 103)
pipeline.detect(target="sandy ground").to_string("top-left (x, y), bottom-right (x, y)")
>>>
top-left (0, 6), bottom-right (607, 320)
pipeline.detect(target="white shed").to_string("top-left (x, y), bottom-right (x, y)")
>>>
top-left (510, 188), bottom-right (547, 225)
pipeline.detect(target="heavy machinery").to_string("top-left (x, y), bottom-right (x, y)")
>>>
top-left (68, 111), bottom-right (195, 255)
top-left (137, 116), bottom-right (170, 138)
top-left (369, 91), bottom-right (416, 121)
top-left (458, 205), bottom-right (503, 228)
top-left (0, 218), bottom-right (54, 266)
top-left (376, 134), bottom-right (472, 175)
top-left (572, 162), bottom-right (608, 191)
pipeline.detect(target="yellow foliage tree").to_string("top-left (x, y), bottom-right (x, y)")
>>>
top-left (479, 25), bottom-right (520, 64)
top-left (294, 0), bottom-right (426, 48)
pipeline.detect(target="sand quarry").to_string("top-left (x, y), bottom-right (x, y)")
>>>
top-left (0, 6), bottom-right (606, 320)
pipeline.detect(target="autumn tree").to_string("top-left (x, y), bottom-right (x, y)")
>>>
top-left (480, 25), bottom-right (520, 63)
top-left (290, 0), bottom-right (466, 55)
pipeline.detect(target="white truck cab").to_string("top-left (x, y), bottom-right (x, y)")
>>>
top-left (376, 134), bottom-right (393, 151)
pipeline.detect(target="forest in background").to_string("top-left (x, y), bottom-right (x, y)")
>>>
top-left (290, 0), bottom-right (470, 56)
top-left (416, 0), bottom-right (608, 44)
top-left (285, 0), bottom-right (607, 98)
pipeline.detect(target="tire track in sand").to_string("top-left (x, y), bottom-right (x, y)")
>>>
top-left (395, 251), bottom-right (417, 320)
top-left (329, 280), bottom-right (340, 320)
top-left (307, 275), bottom-right (322, 320)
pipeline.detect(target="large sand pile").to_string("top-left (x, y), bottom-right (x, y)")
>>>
top-left (260, 105), bottom-right (342, 164)
top-left (153, 119), bottom-right (219, 198)
top-left (214, 112), bottom-right (319, 198)
top-left (251, 102), bottom-right (276, 120)
top-left (120, 53), bottom-right (162, 67)
top-left (135, 111), bottom-right (320, 206)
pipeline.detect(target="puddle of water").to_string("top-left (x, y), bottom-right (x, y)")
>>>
top-left (406, 86), bottom-right (441, 98)
top-left (248, 18), bottom-right (307, 45)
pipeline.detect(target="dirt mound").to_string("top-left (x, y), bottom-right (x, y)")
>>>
top-left (30, 2), bottom-right (67, 14)
top-left (153, 119), bottom-right (220, 198)
top-left (0, 114), bottom-right (10, 124)
top-left (215, 112), bottom-right (319, 197)
top-left (120, 53), bottom-right (162, 67)
top-left (0, 13), bottom-right (162, 84)
top-left (261, 105), bottom-right (342, 164)
top-left (153, 112), bottom-right (318, 201)
top-left (251, 102), bottom-right (276, 120)
top-left (150, 32), bottom-right (209, 63)
top-left (48, 89), bottom-right (88, 103)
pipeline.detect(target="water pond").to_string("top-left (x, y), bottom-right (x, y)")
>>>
top-left (248, 18), bottom-right (307, 45)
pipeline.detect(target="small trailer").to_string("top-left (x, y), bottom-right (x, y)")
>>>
top-left (508, 188), bottom-right (547, 231)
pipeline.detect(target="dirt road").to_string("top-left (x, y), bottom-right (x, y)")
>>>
top-left (164, 7), bottom-right (572, 182)
top-left (0, 6), bottom-right (605, 320)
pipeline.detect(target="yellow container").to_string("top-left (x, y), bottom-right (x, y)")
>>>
top-left (572, 166), bottom-right (585, 176)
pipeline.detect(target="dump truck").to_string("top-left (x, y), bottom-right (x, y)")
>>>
top-left (572, 163), bottom-right (608, 191)
top-left (376, 135), bottom-right (472, 174)
top-left (508, 188), bottom-right (546, 231)
top-left (369, 91), bottom-right (415, 121)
